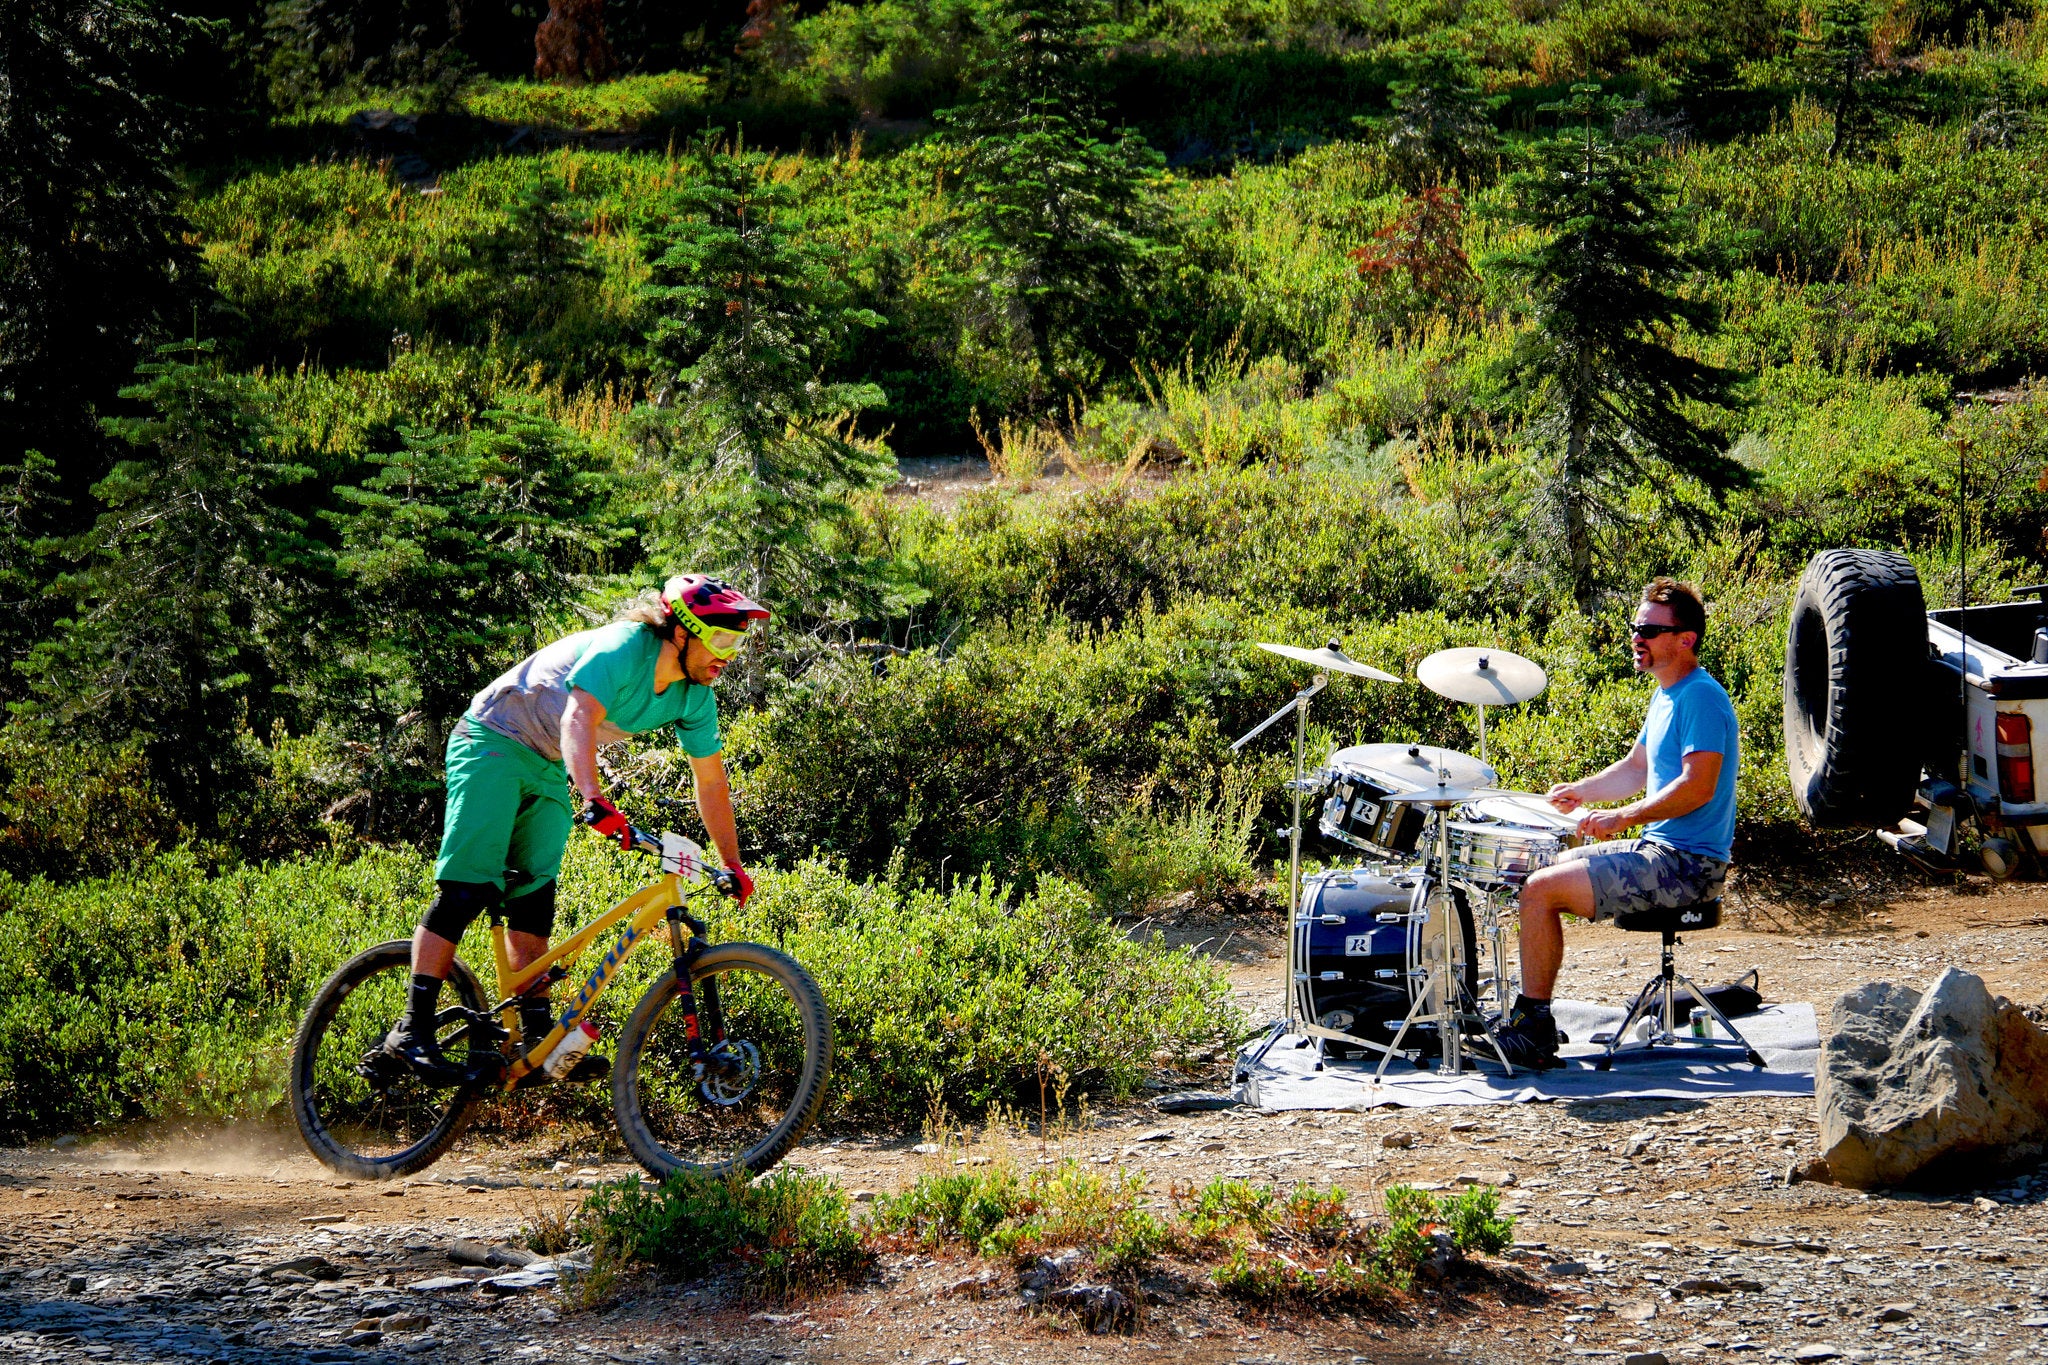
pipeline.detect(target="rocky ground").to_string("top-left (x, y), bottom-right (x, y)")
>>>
top-left (5, 871), bottom-right (2048, 1365)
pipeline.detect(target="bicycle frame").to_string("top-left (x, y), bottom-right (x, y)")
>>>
top-left (482, 870), bottom-right (715, 1089)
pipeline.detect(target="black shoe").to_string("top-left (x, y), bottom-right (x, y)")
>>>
top-left (380, 1025), bottom-right (470, 1086)
top-left (519, 1001), bottom-right (557, 1051)
top-left (1486, 1011), bottom-right (1562, 1071)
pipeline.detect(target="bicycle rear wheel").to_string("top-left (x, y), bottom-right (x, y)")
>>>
top-left (613, 942), bottom-right (832, 1180)
top-left (289, 940), bottom-right (489, 1180)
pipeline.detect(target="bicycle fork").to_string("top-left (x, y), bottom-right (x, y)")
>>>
top-left (666, 908), bottom-right (734, 1082)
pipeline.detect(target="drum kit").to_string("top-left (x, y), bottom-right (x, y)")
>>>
top-left (1235, 639), bottom-right (1576, 1078)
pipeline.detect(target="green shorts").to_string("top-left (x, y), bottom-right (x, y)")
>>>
top-left (435, 717), bottom-right (576, 893)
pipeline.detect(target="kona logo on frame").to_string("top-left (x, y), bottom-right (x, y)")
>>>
top-left (563, 924), bottom-right (640, 1027)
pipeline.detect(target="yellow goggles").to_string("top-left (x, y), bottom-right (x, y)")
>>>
top-left (679, 614), bottom-right (749, 660)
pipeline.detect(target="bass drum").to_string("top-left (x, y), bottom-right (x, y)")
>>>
top-left (1298, 867), bottom-right (1477, 1057)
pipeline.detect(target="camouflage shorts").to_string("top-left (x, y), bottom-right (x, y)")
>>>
top-left (1557, 838), bottom-right (1729, 923)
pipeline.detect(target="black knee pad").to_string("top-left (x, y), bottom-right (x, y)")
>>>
top-left (503, 879), bottom-right (557, 939)
top-left (419, 880), bottom-right (502, 943)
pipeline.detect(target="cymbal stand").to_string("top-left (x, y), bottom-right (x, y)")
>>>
top-left (1231, 673), bottom-right (1326, 1053)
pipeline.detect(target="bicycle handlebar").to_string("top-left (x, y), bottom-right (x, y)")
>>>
top-left (613, 820), bottom-right (742, 898)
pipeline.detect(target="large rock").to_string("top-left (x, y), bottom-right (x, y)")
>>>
top-left (1818, 968), bottom-right (2048, 1188)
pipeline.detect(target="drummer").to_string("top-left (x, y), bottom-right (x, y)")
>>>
top-left (1490, 578), bottom-right (1739, 1070)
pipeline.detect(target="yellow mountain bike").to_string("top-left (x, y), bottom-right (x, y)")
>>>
top-left (287, 817), bottom-right (831, 1182)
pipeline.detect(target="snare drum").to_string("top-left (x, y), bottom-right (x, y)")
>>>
top-left (1446, 791), bottom-right (1585, 887)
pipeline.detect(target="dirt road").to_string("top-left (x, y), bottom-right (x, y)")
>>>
top-left (5, 876), bottom-right (2048, 1365)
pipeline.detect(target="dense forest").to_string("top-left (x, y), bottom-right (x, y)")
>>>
top-left (3, 0), bottom-right (2045, 1134)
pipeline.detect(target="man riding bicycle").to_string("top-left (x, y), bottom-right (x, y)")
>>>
top-left (383, 574), bottom-right (769, 1083)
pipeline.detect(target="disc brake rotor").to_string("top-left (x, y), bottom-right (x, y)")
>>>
top-left (696, 1040), bottom-right (762, 1107)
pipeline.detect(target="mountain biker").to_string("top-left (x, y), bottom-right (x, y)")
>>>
top-left (382, 574), bottom-right (770, 1083)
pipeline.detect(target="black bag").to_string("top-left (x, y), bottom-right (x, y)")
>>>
top-left (1676, 968), bottom-right (1763, 1019)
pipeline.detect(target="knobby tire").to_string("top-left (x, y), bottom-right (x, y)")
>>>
top-left (289, 940), bottom-right (486, 1181)
top-left (613, 942), bottom-right (833, 1180)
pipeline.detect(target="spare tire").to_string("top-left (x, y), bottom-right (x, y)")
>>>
top-left (1783, 548), bottom-right (1928, 827)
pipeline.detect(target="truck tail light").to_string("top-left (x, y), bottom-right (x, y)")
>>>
top-left (1996, 712), bottom-right (2035, 804)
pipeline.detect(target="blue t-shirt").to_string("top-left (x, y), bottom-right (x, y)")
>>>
top-left (1634, 668), bottom-right (1740, 861)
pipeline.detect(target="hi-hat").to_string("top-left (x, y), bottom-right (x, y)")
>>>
top-left (1382, 784), bottom-right (1494, 807)
top-left (1417, 647), bottom-right (1547, 705)
top-left (1326, 742), bottom-right (1498, 790)
top-left (1257, 639), bottom-right (1400, 683)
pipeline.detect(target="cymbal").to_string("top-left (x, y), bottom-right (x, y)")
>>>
top-left (1326, 742), bottom-right (1498, 790)
top-left (1382, 784), bottom-right (1495, 807)
top-left (1417, 647), bottom-right (1547, 705)
top-left (1256, 639), bottom-right (1400, 683)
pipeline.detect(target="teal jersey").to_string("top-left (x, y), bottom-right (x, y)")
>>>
top-left (468, 622), bottom-right (721, 761)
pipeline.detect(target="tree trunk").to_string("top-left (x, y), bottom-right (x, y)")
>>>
top-left (535, 0), bottom-right (613, 83)
top-left (1565, 392), bottom-right (1595, 614)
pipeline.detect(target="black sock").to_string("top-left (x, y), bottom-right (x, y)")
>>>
top-left (520, 994), bottom-right (554, 1039)
top-left (1514, 994), bottom-right (1552, 1019)
top-left (406, 973), bottom-right (444, 1036)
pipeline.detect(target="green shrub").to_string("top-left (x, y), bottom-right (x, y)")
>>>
top-left (0, 847), bottom-right (432, 1137)
top-left (872, 1165), bottom-right (1029, 1253)
top-left (1094, 769), bottom-right (1260, 915)
top-left (0, 836), bottom-right (1237, 1135)
top-left (876, 1158), bottom-right (1169, 1269)
top-left (1442, 1184), bottom-right (1515, 1256)
top-left (712, 858), bottom-right (1241, 1120)
top-left (463, 73), bottom-right (711, 133)
top-left (1175, 1176), bottom-right (1279, 1242)
top-left (577, 1168), bottom-right (871, 1300)
top-left (1211, 1182), bottom-right (1515, 1305)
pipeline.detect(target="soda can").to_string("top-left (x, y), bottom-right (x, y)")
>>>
top-left (1688, 1006), bottom-right (1709, 1039)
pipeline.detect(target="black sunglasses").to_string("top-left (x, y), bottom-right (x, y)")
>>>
top-left (1629, 623), bottom-right (1687, 639)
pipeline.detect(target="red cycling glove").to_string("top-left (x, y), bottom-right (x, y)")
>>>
top-left (731, 866), bottom-right (755, 906)
top-left (582, 796), bottom-right (632, 849)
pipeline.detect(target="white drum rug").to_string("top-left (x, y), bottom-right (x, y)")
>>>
top-left (1233, 999), bottom-right (1820, 1111)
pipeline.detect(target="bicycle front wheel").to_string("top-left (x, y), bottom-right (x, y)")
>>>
top-left (289, 940), bottom-right (488, 1181)
top-left (613, 942), bottom-right (832, 1179)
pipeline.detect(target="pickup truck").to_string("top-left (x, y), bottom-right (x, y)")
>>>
top-left (1784, 547), bottom-right (2048, 877)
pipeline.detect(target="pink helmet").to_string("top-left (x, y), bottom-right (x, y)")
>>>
top-left (660, 573), bottom-right (771, 625)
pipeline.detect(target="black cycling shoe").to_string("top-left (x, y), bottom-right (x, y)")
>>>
top-left (379, 1025), bottom-right (471, 1087)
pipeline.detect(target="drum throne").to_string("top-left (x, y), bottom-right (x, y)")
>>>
top-left (1595, 899), bottom-right (1767, 1071)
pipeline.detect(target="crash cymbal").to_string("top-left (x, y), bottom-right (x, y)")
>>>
top-left (1417, 647), bottom-right (1547, 706)
top-left (1256, 639), bottom-right (1401, 683)
top-left (1325, 742), bottom-right (1499, 791)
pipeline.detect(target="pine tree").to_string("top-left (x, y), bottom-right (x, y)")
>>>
top-left (0, 0), bottom-right (191, 492)
top-left (31, 342), bottom-right (314, 826)
top-left (1496, 84), bottom-right (1746, 612)
top-left (634, 137), bottom-right (894, 619)
top-left (0, 453), bottom-right (68, 703)
top-left (329, 402), bottom-right (622, 748)
top-left (938, 0), bottom-right (1163, 397)
top-left (1968, 60), bottom-right (2040, 152)
top-left (259, 0), bottom-right (469, 110)
top-left (481, 167), bottom-right (600, 328)
top-left (1378, 48), bottom-right (1501, 192)
top-left (1798, 0), bottom-right (1874, 158)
